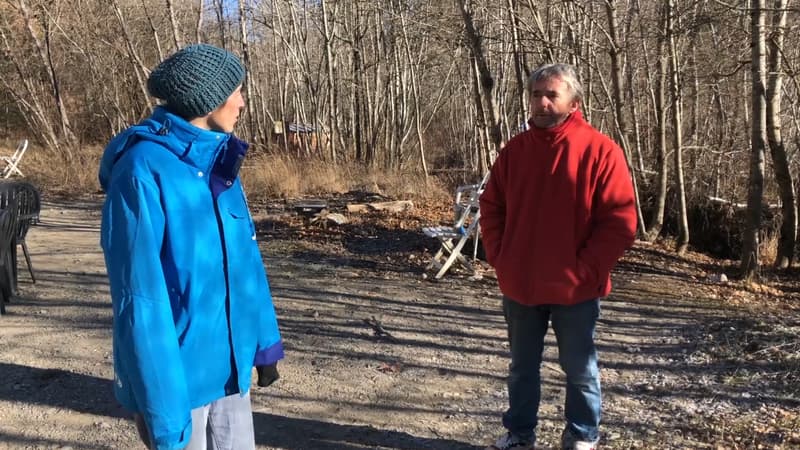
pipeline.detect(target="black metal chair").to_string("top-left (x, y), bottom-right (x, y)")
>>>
top-left (0, 198), bottom-right (19, 314)
top-left (0, 181), bottom-right (40, 296)
top-left (12, 182), bottom-right (40, 285)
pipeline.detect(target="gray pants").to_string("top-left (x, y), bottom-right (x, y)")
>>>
top-left (135, 392), bottom-right (256, 450)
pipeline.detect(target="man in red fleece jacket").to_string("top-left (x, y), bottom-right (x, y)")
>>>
top-left (481, 64), bottom-right (637, 450)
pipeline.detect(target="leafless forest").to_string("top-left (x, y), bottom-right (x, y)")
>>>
top-left (1, 0), bottom-right (800, 277)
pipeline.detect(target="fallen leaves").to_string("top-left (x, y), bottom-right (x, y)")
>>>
top-left (376, 362), bottom-right (403, 374)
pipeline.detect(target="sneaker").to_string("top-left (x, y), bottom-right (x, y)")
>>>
top-left (486, 432), bottom-right (535, 450)
top-left (561, 428), bottom-right (599, 450)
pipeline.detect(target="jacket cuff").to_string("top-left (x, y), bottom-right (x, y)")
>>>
top-left (151, 420), bottom-right (192, 450)
top-left (253, 340), bottom-right (285, 366)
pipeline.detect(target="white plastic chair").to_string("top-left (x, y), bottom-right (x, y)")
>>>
top-left (1, 139), bottom-right (28, 179)
top-left (423, 172), bottom-right (490, 279)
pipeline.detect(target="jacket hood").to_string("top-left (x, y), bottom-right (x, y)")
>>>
top-left (98, 107), bottom-right (229, 191)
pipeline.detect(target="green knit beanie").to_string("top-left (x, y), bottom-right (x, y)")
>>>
top-left (147, 44), bottom-right (245, 119)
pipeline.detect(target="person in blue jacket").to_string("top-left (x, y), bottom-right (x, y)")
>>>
top-left (98, 43), bottom-right (284, 450)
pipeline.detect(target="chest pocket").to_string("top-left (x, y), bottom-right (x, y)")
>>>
top-left (217, 181), bottom-right (257, 245)
top-left (227, 204), bottom-right (256, 239)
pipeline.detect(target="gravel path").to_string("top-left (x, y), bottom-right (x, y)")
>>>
top-left (0, 200), bottom-right (797, 449)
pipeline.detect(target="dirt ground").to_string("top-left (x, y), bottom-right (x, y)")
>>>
top-left (0, 197), bottom-right (798, 450)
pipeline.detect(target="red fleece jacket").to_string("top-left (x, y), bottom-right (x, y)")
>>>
top-left (479, 111), bottom-right (637, 305)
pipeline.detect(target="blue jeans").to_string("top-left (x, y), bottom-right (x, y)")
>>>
top-left (135, 392), bottom-right (256, 450)
top-left (501, 296), bottom-right (601, 443)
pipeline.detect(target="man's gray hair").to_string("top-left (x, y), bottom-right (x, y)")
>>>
top-left (527, 63), bottom-right (584, 103)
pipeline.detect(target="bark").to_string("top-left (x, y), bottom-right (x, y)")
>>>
top-left (604, 0), bottom-right (645, 238)
top-left (765, 0), bottom-right (795, 268)
top-left (470, 56), bottom-right (490, 173)
top-left (397, 1), bottom-right (428, 179)
top-left (165, 0), bottom-right (183, 49)
top-left (18, 0), bottom-right (75, 151)
top-left (238, 0), bottom-right (254, 142)
top-left (506, 0), bottom-right (527, 129)
top-left (646, 1), bottom-right (670, 242)
top-left (667, 0), bottom-right (689, 254)
top-left (214, 0), bottom-right (226, 47)
top-left (741, 0), bottom-right (767, 280)
top-left (0, 21), bottom-right (61, 152)
top-left (457, 0), bottom-right (504, 165)
top-left (110, 0), bottom-right (154, 113)
top-left (141, 0), bottom-right (164, 62)
top-left (196, 0), bottom-right (204, 43)
top-left (321, 0), bottom-right (337, 163)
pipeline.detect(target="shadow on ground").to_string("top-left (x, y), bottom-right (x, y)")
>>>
top-left (254, 412), bottom-right (483, 449)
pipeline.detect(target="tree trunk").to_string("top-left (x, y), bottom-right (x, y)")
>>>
top-left (470, 56), bottom-right (490, 174)
top-left (398, 2), bottom-right (428, 179)
top-left (0, 22), bottom-right (61, 153)
top-left (19, 0), bottom-right (75, 152)
top-left (765, 0), bottom-right (795, 268)
top-left (321, 0), bottom-right (337, 163)
top-left (110, 0), bottom-right (154, 113)
top-left (646, 1), bottom-right (670, 242)
top-left (196, 0), bottom-right (204, 43)
top-left (506, 0), bottom-right (527, 131)
top-left (165, 0), bottom-right (183, 49)
top-left (741, 0), bottom-right (767, 280)
top-left (214, 0), bottom-right (226, 47)
top-left (667, 0), bottom-right (689, 254)
top-left (141, 0), bottom-right (165, 61)
top-left (457, 0), bottom-right (504, 163)
top-left (604, 0), bottom-right (645, 238)
top-left (238, 0), bottom-right (254, 142)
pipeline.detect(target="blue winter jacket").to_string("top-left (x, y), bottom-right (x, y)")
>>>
top-left (98, 107), bottom-right (284, 450)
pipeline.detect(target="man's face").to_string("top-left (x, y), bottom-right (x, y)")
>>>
top-left (528, 76), bottom-right (579, 129)
top-left (207, 85), bottom-right (245, 133)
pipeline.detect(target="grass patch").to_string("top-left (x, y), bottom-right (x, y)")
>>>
top-left (0, 140), bottom-right (451, 204)
top-left (239, 153), bottom-right (451, 203)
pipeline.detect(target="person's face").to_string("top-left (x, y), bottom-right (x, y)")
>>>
top-left (528, 76), bottom-right (579, 129)
top-left (207, 85), bottom-right (245, 133)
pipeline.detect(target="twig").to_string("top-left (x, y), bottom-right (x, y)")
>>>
top-left (363, 316), bottom-right (399, 343)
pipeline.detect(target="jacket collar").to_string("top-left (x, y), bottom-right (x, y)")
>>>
top-left (528, 109), bottom-right (584, 139)
top-left (150, 106), bottom-right (228, 174)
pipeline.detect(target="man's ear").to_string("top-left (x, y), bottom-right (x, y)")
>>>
top-left (569, 100), bottom-right (580, 114)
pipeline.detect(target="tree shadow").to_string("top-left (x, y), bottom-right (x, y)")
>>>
top-left (253, 411), bottom-right (483, 450)
top-left (0, 362), bottom-right (126, 419)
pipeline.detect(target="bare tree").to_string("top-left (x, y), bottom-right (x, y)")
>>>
top-left (17, 0), bottom-right (76, 152)
top-left (742, 0), bottom-right (768, 280)
top-left (213, 0), bottom-right (226, 47)
top-left (141, 0), bottom-right (164, 61)
top-left (458, 0), bottom-right (503, 171)
top-left (397, 0), bottom-right (428, 178)
top-left (667, 0), bottom-right (689, 254)
top-left (506, 0), bottom-right (527, 129)
top-left (165, 0), bottom-right (183, 49)
top-left (0, 19), bottom-right (63, 153)
top-left (645, 0), bottom-right (670, 242)
top-left (765, 0), bottom-right (796, 268)
top-left (321, 0), bottom-right (338, 163)
top-left (195, 0), bottom-right (204, 43)
top-left (110, 0), bottom-right (154, 114)
top-left (238, 0), bottom-right (254, 142)
top-left (604, 0), bottom-right (646, 237)
top-left (1, 0), bottom-right (800, 280)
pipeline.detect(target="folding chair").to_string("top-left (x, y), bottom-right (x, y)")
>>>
top-left (1, 139), bottom-right (28, 179)
top-left (423, 172), bottom-right (490, 279)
